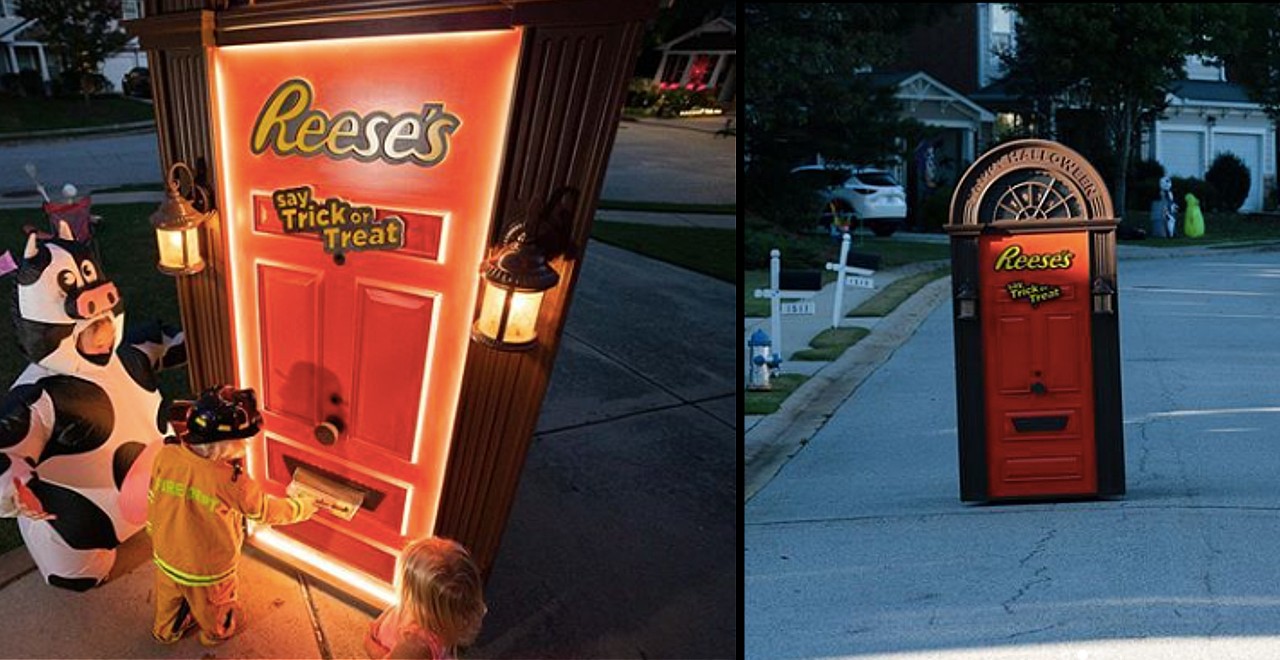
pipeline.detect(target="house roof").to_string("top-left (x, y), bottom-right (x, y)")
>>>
top-left (0, 17), bottom-right (34, 43)
top-left (660, 17), bottom-right (735, 52)
top-left (862, 70), bottom-right (995, 122)
top-left (666, 32), bottom-right (735, 53)
top-left (1167, 80), bottom-right (1255, 106)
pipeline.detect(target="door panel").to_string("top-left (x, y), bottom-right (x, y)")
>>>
top-left (209, 29), bottom-right (524, 594)
top-left (980, 232), bottom-right (1095, 498)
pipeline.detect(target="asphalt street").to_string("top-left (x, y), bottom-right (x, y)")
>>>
top-left (746, 248), bottom-right (1280, 660)
top-left (0, 117), bottom-right (737, 205)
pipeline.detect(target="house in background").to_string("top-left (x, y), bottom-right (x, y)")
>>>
top-left (1146, 57), bottom-right (1274, 213)
top-left (862, 70), bottom-right (994, 193)
top-left (0, 0), bottom-right (146, 94)
top-left (651, 16), bottom-right (736, 106)
top-left (887, 3), bottom-right (1276, 212)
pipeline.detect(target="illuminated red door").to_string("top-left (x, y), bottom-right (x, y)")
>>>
top-left (210, 30), bottom-right (522, 598)
top-left (979, 232), bottom-right (1095, 498)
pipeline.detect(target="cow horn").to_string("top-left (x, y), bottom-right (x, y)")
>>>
top-left (56, 221), bottom-right (73, 241)
top-left (23, 231), bottom-right (38, 260)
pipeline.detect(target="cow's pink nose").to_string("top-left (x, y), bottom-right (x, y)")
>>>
top-left (76, 282), bottom-right (119, 318)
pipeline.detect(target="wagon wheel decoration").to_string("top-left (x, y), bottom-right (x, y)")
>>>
top-left (989, 171), bottom-right (1085, 221)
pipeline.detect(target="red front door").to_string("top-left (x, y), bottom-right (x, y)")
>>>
top-left (209, 30), bottom-right (522, 598)
top-left (979, 232), bottom-right (1095, 498)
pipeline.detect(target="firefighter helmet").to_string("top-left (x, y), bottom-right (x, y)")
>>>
top-left (186, 385), bottom-right (262, 443)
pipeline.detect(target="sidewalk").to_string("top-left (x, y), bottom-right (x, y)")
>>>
top-left (0, 240), bottom-right (737, 659)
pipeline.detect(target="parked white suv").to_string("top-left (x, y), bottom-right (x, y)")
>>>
top-left (790, 165), bottom-right (908, 237)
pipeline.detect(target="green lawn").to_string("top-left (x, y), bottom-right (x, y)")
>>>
top-left (745, 373), bottom-right (808, 415)
top-left (0, 204), bottom-right (191, 555)
top-left (791, 327), bottom-right (869, 361)
top-left (1121, 210), bottom-right (1280, 246)
top-left (0, 96), bottom-right (155, 135)
top-left (591, 221), bottom-right (735, 283)
top-left (847, 267), bottom-right (950, 317)
top-left (597, 199), bottom-right (736, 215)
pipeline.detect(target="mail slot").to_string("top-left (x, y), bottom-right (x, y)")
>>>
top-left (944, 140), bottom-right (1124, 502)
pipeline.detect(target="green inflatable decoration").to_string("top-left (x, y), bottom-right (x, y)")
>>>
top-left (1183, 193), bottom-right (1205, 238)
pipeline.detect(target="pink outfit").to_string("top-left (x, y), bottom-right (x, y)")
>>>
top-left (366, 606), bottom-right (452, 659)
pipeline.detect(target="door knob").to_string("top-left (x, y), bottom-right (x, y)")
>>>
top-left (314, 416), bottom-right (346, 445)
top-left (1030, 381), bottom-right (1048, 396)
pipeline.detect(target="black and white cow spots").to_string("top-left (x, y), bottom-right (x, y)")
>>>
top-left (0, 228), bottom-right (184, 590)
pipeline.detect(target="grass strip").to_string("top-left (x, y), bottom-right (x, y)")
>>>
top-left (792, 327), bottom-right (870, 361)
top-left (745, 374), bottom-right (808, 415)
top-left (848, 267), bottom-right (949, 318)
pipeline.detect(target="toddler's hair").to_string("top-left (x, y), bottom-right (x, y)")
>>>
top-left (399, 537), bottom-right (486, 647)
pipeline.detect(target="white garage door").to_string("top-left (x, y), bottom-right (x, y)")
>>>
top-left (1214, 132), bottom-right (1263, 212)
top-left (1161, 130), bottom-right (1205, 180)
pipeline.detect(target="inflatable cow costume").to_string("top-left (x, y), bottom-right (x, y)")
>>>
top-left (0, 222), bottom-right (185, 590)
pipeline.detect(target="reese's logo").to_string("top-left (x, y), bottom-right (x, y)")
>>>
top-left (992, 245), bottom-right (1074, 271)
top-left (251, 79), bottom-right (460, 167)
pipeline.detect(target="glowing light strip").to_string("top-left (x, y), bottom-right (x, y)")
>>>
top-left (253, 527), bottom-right (397, 606)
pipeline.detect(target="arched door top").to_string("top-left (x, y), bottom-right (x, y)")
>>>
top-left (946, 139), bottom-right (1116, 234)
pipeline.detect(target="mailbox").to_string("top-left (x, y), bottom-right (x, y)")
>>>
top-left (944, 140), bottom-right (1124, 502)
top-left (128, 0), bottom-right (655, 605)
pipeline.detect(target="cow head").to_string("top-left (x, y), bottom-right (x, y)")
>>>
top-left (12, 222), bottom-right (124, 373)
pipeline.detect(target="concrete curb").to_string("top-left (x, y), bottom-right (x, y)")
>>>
top-left (0, 121), bottom-right (156, 143)
top-left (744, 276), bottom-right (952, 502)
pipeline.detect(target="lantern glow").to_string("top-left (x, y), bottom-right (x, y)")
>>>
top-left (150, 162), bottom-right (209, 276)
top-left (472, 237), bottom-right (559, 351)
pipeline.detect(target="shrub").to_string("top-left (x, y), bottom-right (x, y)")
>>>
top-left (1205, 151), bottom-right (1251, 213)
top-left (652, 85), bottom-right (717, 118)
top-left (625, 77), bottom-right (659, 110)
top-left (1171, 176), bottom-right (1219, 213)
top-left (17, 69), bottom-right (43, 97)
top-left (1127, 159), bottom-right (1165, 212)
top-left (917, 186), bottom-right (954, 232)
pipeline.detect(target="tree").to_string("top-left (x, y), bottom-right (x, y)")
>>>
top-left (1214, 4), bottom-right (1280, 209)
top-left (17, 0), bottom-right (128, 101)
top-left (1001, 4), bottom-right (1236, 213)
top-left (745, 4), bottom-right (948, 226)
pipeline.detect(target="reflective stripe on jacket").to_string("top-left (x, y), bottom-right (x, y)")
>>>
top-left (147, 444), bottom-right (307, 586)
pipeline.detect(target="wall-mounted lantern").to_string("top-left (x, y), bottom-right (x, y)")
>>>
top-left (150, 162), bottom-right (211, 276)
top-left (472, 189), bottom-right (575, 351)
top-left (955, 280), bottom-right (978, 320)
top-left (1092, 277), bottom-right (1116, 315)
top-left (472, 232), bottom-right (560, 351)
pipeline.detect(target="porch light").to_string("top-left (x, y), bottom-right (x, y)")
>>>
top-left (472, 188), bottom-right (575, 351)
top-left (1092, 277), bottom-right (1116, 315)
top-left (472, 234), bottom-right (559, 350)
top-left (150, 162), bottom-right (210, 276)
top-left (955, 280), bottom-right (978, 320)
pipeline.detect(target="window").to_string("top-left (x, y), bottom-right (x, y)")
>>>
top-left (122, 0), bottom-right (141, 20)
top-left (661, 54), bottom-right (689, 84)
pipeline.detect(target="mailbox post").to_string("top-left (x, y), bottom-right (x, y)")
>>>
top-left (128, 0), bottom-right (654, 605)
top-left (945, 140), bottom-right (1124, 502)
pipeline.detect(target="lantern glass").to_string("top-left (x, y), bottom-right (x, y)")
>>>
top-left (503, 289), bottom-right (544, 344)
top-left (156, 225), bottom-right (204, 275)
top-left (474, 279), bottom-right (545, 347)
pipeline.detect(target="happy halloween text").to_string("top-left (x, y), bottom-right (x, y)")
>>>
top-left (272, 186), bottom-right (405, 254)
top-left (251, 79), bottom-right (460, 167)
top-left (1005, 281), bottom-right (1062, 307)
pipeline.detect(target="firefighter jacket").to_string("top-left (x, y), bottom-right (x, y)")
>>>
top-left (147, 443), bottom-right (308, 587)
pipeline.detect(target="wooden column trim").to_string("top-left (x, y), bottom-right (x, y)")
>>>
top-left (434, 18), bottom-right (648, 578)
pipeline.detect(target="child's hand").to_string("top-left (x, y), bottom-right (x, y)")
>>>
top-left (294, 494), bottom-right (319, 521)
top-left (13, 478), bottom-right (55, 521)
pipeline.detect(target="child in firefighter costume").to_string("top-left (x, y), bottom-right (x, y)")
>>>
top-left (148, 385), bottom-right (316, 646)
top-left (0, 222), bottom-right (185, 590)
